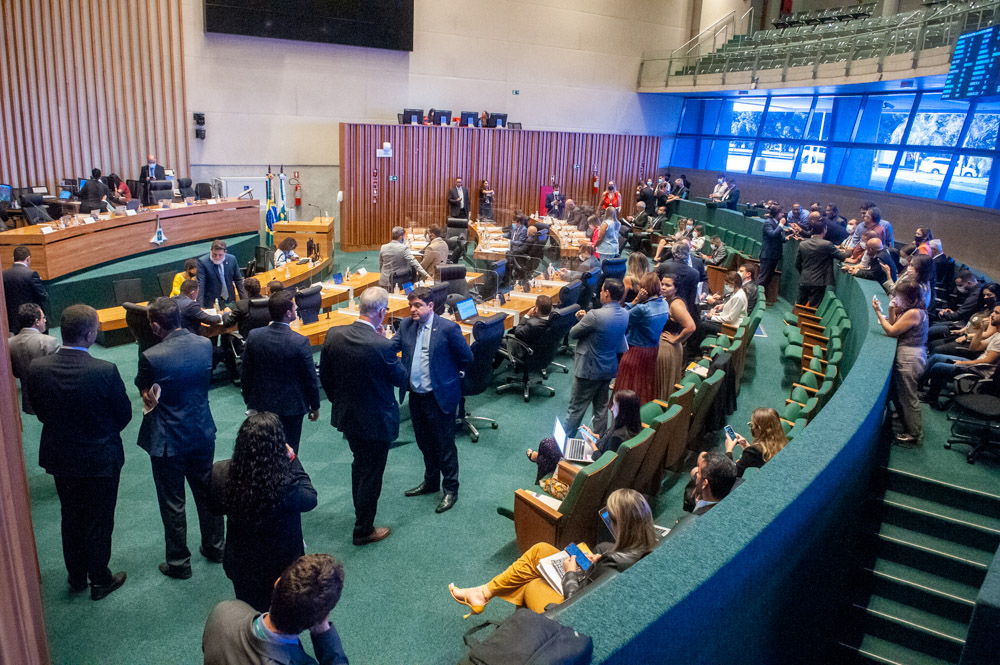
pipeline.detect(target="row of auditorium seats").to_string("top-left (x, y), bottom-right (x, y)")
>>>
top-left (772, 2), bottom-right (876, 29)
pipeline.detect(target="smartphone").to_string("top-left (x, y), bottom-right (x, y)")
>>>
top-left (565, 543), bottom-right (591, 571)
top-left (578, 428), bottom-right (597, 444)
top-left (723, 424), bottom-right (737, 441)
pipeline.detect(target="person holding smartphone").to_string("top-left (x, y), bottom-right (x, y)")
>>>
top-left (448, 489), bottom-right (657, 615)
top-left (873, 281), bottom-right (928, 445)
top-left (723, 407), bottom-right (788, 477)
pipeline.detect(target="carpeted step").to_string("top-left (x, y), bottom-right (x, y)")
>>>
top-left (849, 598), bottom-right (966, 663)
top-left (865, 566), bottom-right (976, 626)
top-left (838, 634), bottom-right (956, 665)
top-left (871, 558), bottom-right (979, 608)
top-left (872, 531), bottom-right (989, 589)
top-left (882, 467), bottom-right (1000, 523)
top-left (877, 523), bottom-right (994, 569)
top-left (878, 491), bottom-right (1000, 554)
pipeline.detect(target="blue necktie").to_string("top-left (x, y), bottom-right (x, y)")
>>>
top-left (218, 262), bottom-right (228, 300)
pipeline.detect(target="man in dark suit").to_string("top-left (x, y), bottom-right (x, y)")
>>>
top-left (392, 286), bottom-right (474, 514)
top-left (795, 218), bottom-right (841, 307)
top-left (140, 153), bottom-right (166, 204)
top-left (78, 167), bottom-right (110, 214)
top-left (196, 239), bottom-right (247, 308)
top-left (447, 177), bottom-right (470, 219)
top-left (136, 297), bottom-right (224, 579)
top-left (173, 279), bottom-right (230, 334)
top-left (720, 177), bottom-right (740, 210)
top-left (3, 245), bottom-right (47, 334)
top-left (637, 180), bottom-right (656, 213)
top-left (656, 242), bottom-right (702, 323)
top-left (758, 206), bottom-right (788, 289)
top-left (229, 277), bottom-right (261, 339)
top-left (507, 295), bottom-right (552, 363)
top-left (241, 290), bottom-right (321, 454)
top-left (545, 185), bottom-right (566, 219)
top-left (25, 304), bottom-right (131, 600)
top-left (674, 451), bottom-right (737, 533)
top-left (846, 237), bottom-right (896, 284)
top-left (319, 287), bottom-right (407, 546)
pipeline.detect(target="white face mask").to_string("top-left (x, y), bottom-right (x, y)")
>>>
top-left (846, 224), bottom-right (856, 234)
top-left (611, 401), bottom-right (619, 418)
top-left (579, 254), bottom-right (588, 262)
top-left (718, 178), bottom-right (724, 184)
top-left (686, 224), bottom-right (693, 232)
top-left (211, 255), bottom-right (224, 266)
top-left (724, 285), bottom-right (734, 295)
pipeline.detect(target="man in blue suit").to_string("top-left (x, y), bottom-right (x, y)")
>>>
top-left (393, 286), bottom-right (473, 514)
top-left (544, 184), bottom-right (566, 219)
top-left (320, 287), bottom-right (408, 546)
top-left (196, 239), bottom-right (246, 308)
top-left (136, 297), bottom-right (224, 579)
top-left (241, 290), bottom-right (321, 454)
top-left (758, 205), bottom-right (789, 289)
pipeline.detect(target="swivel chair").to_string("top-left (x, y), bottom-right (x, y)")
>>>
top-left (458, 313), bottom-right (507, 442)
top-left (427, 283), bottom-right (450, 315)
top-left (195, 182), bottom-right (214, 200)
top-left (113, 278), bottom-right (143, 306)
top-left (149, 180), bottom-right (174, 203)
top-left (19, 194), bottom-right (52, 225)
top-left (177, 178), bottom-right (195, 199)
top-left (479, 259), bottom-right (507, 301)
top-left (294, 284), bottom-right (323, 324)
top-left (446, 235), bottom-right (467, 266)
top-left (446, 217), bottom-right (469, 243)
top-left (246, 297), bottom-right (272, 335)
top-left (596, 256), bottom-right (627, 295)
top-left (497, 304), bottom-right (580, 401)
top-left (123, 303), bottom-right (160, 360)
top-left (578, 268), bottom-right (601, 311)
top-left (550, 280), bottom-right (582, 373)
top-left (439, 264), bottom-right (470, 297)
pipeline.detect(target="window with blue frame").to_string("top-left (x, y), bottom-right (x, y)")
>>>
top-left (669, 90), bottom-right (1000, 209)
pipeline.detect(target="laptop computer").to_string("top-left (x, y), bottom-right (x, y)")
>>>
top-left (59, 190), bottom-right (72, 200)
top-left (454, 297), bottom-right (486, 325)
top-left (553, 417), bottom-right (593, 463)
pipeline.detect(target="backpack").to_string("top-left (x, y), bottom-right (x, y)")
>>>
top-left (458, 608), bottom-right (593, 665)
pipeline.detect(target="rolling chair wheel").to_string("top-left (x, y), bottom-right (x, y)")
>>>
top-left (943, 442), bottom-right (952, 449)
top-left (491, 423), bottom-right (498, 429)
top-left (471, 434), bottom-right (479, 443)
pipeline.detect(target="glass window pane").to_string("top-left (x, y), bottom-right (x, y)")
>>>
top-left (679, 99), bottom-right (723, 134)
top-left (796, 144), bottom-right (829, 182)
top-left (842, 148), bottom-right (896, 190)
top-left (944, 157), bottom-right (992, 206)
top-left (908, 93), bottom-right (968, 147)
top-left (853, 94), bottom-right (917, 145)
top-left (963, 100), bottom-right (1000, 150)
top-left (751, 142), bottom-right (800, 177)
top-left (891, 151), bottom-right (948, 198)
top-left (807, 97), bottom-right (834, 140)
top-left (671, 138), bottom-right (698, 169)
top-left (718, 98), bottom-right (766, 137)
top-left (722, 140), bottom-right (752, 173)
top-left (830, 96), bottom-right (863, 141)
top-left (762, 96), bottom-right (812, 139)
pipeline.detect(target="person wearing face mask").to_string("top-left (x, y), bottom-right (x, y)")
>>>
top-left (655, 176), bottom-right (670, 209)
top-left (699, 271), bottom-right (747, 337)
top-left (688, 225), bottom-right (706, 253)
top-left (900, 227), bottom-right (933, 266)
top-left (558, 243), bottom-right (599, 281)
top-left (140, 153), bottom-right (165, 205)
top-left (637, 178), bottom-right (656, 213)
top-left (600, 181), bottom-right (620, 212)
top-left (709, 174), bottom-right (728, 202)
top-left (845, 238), bottom-right (896, 285)
top-left (196, 239), bottom-right (247, 308)
top-left (840, 218), bottom-right (862, 251)
top-left (927, 283), bottom-right (996, 357)
top-left (921, 304), bottom-right (1000, 411)
top-left (936, 270), bottom-right (982, 323)
top-left (544, 184), bottom-right (566, 219)
top-left (700, 235), bottom-right (728, 267)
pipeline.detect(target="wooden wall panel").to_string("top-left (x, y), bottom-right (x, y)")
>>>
top-left (0, 0), bottom-right (188, 193)
top-left (339, 124), bottom-right (661, 251)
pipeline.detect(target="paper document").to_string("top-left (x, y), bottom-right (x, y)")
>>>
top-left (142, 383), bottom-right (161, 415)
top-left (538, 542), bottom-right (594, 596)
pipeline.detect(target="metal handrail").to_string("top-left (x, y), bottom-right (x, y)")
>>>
top-left (670, 10), bottom-right (737, 56)
top-left (644, 0), bottom-right (1000, 89)
top-left (741, 6), bottom-right (755, 38)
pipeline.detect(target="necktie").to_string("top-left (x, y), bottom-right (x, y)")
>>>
top-left (410, 323), bottom-right (427, 390)
top-left (218, 262), bottom-right (228, 301)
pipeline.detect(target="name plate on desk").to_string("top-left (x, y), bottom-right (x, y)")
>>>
top-left (40, 226), bottom-right (56, 234)
top-left (357, 267), bottom-right (367, 276)
top-left (83, 217), bottom-right (96, 224)
top-left (125, 209), bottom-right (137, 216)
top-left (206, 199), bottom-right (217, 205)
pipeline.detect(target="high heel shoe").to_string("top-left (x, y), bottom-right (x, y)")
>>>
top-left (449, 583), bottom-right (486, 619)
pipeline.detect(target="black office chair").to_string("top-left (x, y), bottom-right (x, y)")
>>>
top-left (158, 270), bottom-right (177, 297)
top-left (177, 178), bottom-right (195, 199)
top-left (113, 278), bottom-right (143, 306)
top-left (527, 238), bottom-right (545, 276)
top-left (578, 267), bottom-right (601, 311)
top-left (459, 313), bottom-right (508, 442)
top-left (149, 180), bottom-right (174, 203)
top-left (19, 194), bottom-right (52, 225)
top-left (446, 236), bottom-right (467, 265)
top-left (549, 280), bottom-right (583, 374)
top-left (195, 182), bottom-right (214, 200)
top-left (253, 245), bottom-right (273, 273)
top-left (391, 270), bottom-right (414, 293)
top-left (945, 366), bottom-right (1000, 465)
top-left (497, 304), bottom-right (580, 402)
top-left (123, 303), bottom-right (160, 359)
top-left (446, 217), bottom-right (469, 242)
top-left (294, 284), bottom-right (323, 324)
top-left (127, 179), bottom-right (141, 201)
top-left (428, 283), bottom-right (450, 315)
top-left (439, 264), bottom-right (470, 297)
top-left (246, 297), bottom-right (272, 334)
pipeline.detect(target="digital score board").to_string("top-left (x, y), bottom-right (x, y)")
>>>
top-left (943, 26), bottom-right (1000, 101)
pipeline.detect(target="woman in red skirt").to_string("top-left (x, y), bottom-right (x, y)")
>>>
top-left (614, 273), bottom-right (671, 405)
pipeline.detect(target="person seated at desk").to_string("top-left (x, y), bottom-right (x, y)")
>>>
top-left (171, 258), bottom-right (198, 297)
top-left (274, 238), bottom-right (300, 268)
top-left (174, 279), bottom-right (231, 334)
top-left (107, 174), bottom-right (130, 206)
top-left (503, 295), bottom-right (553, 365)
top-left (267, 280), bottom-right (286, 294)
top-left (420, 225), bottom-right (449, 280)
top-left (724, 407), bottom-right (788, 477)
top-left (699, 271), bottom-right (747, 336)
top-left (378, 226), bottom-right (429, 289)
top-left (448, 489), bottom-right (656, 615)
top-left (78, 167), bottom-right (109, 214)
top-left (558, 243), bottom-right (599, 282)
top-left (230, 277), bottom-right (262, 340)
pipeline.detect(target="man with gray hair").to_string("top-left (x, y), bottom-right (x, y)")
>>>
top-left (378, 226), bottom-right (429, 290)
top-left (319, 287), bottom-right (408, 546)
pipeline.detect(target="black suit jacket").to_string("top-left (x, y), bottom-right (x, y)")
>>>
top-left (26, 348), bottom-right (132, 477)
top-left (760, 218), bottom-right (786, 260)
top-left (78, 179), bottom-right (110, 214)
top-left (135, 328), bottom-right (216, 457)
top-left (392, 314), bottom-right (474, 415)
top-left (855, 249), bottom-right (897, 283)
top-left (241, 323), bottom-right (321, 417)
top-left (795, 237), bottom-right (840, 287)
top-left (3, 263), bottom-right (47, 333)
top-left (544, 192), bottom-right (566, 219)
top-left (448, 186), bottom-right (470, 218)
top-left (512, 316), bottom-right (551, 361)
top-left (196, 252), bottom-right (246, 306)
top-left (638, 186), bottom-right (656, 213)
top-left (229, 298), bottom-right (253, 339)
top-left (721, 187), bottom-right (740, 210)
top-left (173, 293), bottom-right (225, 334)
top-left (139, 164), bottom-right (165, 182)
top-left (319, 320), bottom-right (407, 441)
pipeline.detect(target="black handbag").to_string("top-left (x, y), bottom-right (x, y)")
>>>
top-left (458, 608), bottom-right (593, 665)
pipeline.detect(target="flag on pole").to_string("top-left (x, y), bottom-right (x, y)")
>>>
top-left (277, 165), bottom-right (288, 223)
top-left (265, 165), bottom-right (278, 247)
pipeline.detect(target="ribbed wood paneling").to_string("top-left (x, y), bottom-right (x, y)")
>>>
top-left (0, 0), bottom-right (188, 193)
top-left (340, 124), bottom-right (661, 251)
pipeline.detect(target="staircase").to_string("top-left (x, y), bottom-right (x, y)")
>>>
top-left (837, 467), bottom-right (1000, 665)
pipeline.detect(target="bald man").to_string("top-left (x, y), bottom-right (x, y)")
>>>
top-left (140, 154), bottom-right (166, 204)
top-left (846, 237), bottom-right (897, 284)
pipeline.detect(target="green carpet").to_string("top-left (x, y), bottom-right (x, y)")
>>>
top-left (20, 251), bottom-right (872, 664)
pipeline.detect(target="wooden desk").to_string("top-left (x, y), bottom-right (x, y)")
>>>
top-left (546, 221), bottom-right (590, 258)
top-left (273, 217), bottom-right (335, 263)
top-left (254, 256), bottom-right (334, 294)
top-left (0, 199), bottom-right (259, 280)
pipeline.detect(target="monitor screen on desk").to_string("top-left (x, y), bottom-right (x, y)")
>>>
top-left (59, 190), bottom-right (71, 200)
top-left (487, 113), bottom-right (507, 128)
top-left (459, 111), bottom-right (478, 127)
top-left (429, 110), bottom-right (451, 126)
top-left (455, 298), bottom-right (478, 322)
top-left (0, 184), bottom-right (11, 203)
top-left (401, 108), bottom-right (423, 125)
top-left (78, 178), bottom-right (88, 190)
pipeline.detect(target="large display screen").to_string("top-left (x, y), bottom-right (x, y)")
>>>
top-left (943, 26), bottom-right (1000, 101)
top-left (204, 1), bottom-right (414, 52)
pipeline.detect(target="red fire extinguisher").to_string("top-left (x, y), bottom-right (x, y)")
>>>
top-left (592, 174), bottom-right (600, 195)
top-left (290, 175), bottom-right (302, 206)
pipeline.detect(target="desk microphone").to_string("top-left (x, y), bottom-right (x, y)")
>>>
top-left (348, 256), bottom-right (367, 273)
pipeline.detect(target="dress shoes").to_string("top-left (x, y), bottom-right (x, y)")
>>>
top-left (200, 546), bottom-right (224, 563)
top-left (353, 527), bottom-right (391, 546)
top-left (158, 562), bottom-right (192, 580)
top-left (436, 493), bottom-right (458, 513)
top-left (404, 482), bottom-right (440, 497)
top-left (91, 572), bottom-right (126, 601)
top-left (68, 576), bottom-right (89, 593)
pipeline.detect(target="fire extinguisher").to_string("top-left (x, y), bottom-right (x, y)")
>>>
top-left (592, 174), bottom-right (599, 195)
top-left (289, 176), bottom-right (302, 206)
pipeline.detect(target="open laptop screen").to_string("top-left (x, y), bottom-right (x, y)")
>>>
top-left (455, 298), bottom-right (478, 322)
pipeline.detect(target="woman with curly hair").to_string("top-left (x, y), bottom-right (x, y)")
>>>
top-left (210, 412), bottom-right (318, 610)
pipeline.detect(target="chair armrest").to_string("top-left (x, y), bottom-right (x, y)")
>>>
top-left (799, 320), bottom-right (827, 335)
top-left (785, 399), bottom-right (806, 407)
top-left (794, 303), bottom-right (817, 314)
top-left (513, 489), bottom-right (563, 553)
top-left (779, 417), bottom-right (796, 427)
top-left (802, 331), bottom-right (830, 347)
top-left (653, 399), bottom-right (671, 408)
top-left (720, 323), bottom-right (738, 338)
top-left (796, 311), bottom-right (821, 323)
top-left (793, 382), bottom-right (819, 394)
top-left (556, 460), bottom-right (582, 485)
